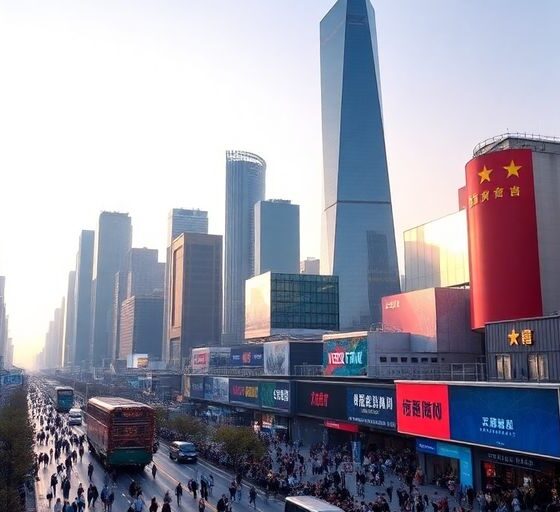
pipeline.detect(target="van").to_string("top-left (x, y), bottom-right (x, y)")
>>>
top-left (68, 408), bottom-right (82, 426)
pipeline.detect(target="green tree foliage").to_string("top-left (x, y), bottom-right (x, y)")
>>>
top-left (153, 406), bottom-right (169, 433)
top-left (0, 389), bottom-right (35, 510)
top-left (214, 425), bottom-right (265, 469)
top-left (171, 415), bottom-right (207, 443)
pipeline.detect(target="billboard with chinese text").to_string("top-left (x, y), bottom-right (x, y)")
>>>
top-left (396, 382), bottom-right (450, 439)
top-left (323, 336), bottom-right (367, 376)
top-left (260, 381), bottom-right (291, 412)
top-left (230, 345), bottom-right (264, 367)
top-left (449, 385), bottom-right (560, 458)
top-left (296, 381), bottom-right (346, 420)
top-left (203, 377), bottom-right (229, 402)
top-left (229, 379), bottom-right (260, 407)
top-left (346, 386), bottom-right (396, 430)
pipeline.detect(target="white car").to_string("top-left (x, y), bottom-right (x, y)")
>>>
top-left (68, 408), bottom-right (82, 426)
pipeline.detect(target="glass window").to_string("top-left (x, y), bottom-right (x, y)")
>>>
top-left (431, 357), bottom-right (438, 363)
top-left (400, 357), bottom-right (408, 363)
top-left (411, 357), bottom-right (418, 363)
top-left (528, 353), bottom-right (549, 381)
top-left (496, 355), bottom-right (512, 380)
top-left (380, 357), bottom-right (387, 363)
top-left (421, 357), bottom-right (428, 363)
top-left (390, 357), bottom-right (398, 363)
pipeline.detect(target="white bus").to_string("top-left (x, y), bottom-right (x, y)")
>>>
top-left (68, 407), bottom-right (82, 426)
top-left (285, 497), bottom-right (345, 512)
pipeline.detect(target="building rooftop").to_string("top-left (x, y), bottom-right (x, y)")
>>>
top-left (473, 133), bottom-right (560, 157)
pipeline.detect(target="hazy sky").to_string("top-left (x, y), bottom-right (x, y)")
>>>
top-left (1, 0), bottom-right (559, 368)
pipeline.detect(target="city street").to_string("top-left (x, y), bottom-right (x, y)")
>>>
top-left (34, 418), bottom-right (283, 512)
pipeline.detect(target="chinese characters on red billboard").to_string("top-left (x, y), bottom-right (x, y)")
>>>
top-left (396, 383), bottom-right (450, 439)
top-left (465, 148), bottom-right (542, 329)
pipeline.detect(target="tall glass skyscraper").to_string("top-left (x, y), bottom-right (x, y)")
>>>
top-left (320, 0), bottom-right (400, 329)
top-left (223, 150), bottom-right (266, 344)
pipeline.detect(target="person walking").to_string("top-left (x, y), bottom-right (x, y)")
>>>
top-left (53, 497), bottom-right (63, 512)
top-left (152, 463), bottom-right (157, 479)
top-left (191, 479), bottom-right (198, 499)
top-left (162, 501), bottom-right (171, 512)
top-left (249, 486), bottom-right (257, 510)
top-left (175, 482), bottom-right (183, 506)
top-left (51, 472), bottom-right (59, 496)
top-left (149, 497), bottom-right (159, 512)
top-left (107, 490), bottom-right (115, 512)
top-left (198, 497), bottom-right (206, 512)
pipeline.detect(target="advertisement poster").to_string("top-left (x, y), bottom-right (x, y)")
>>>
top-left (416, 438), bottom-right (473, 487)
top-left (396, 383), bottom-right (450, 439)
top-left (203, 377), bottom-right (229, 402)
top-left (260, 381), bottom-right (290, 412)
top-left (230, 345), bottom-right (264, 367)
top-left (449, 385), bottom-right (560, 458)
top-left (323, 336), bottom-right (367, 376)
top-left (192, 348), bottom-right (210, 373)
top-left (229, 379), bottom-right (260, 407)
top-left (264, 341), bottom-right (290, 376)
top-left (347, 386), bottom-right (396, 430)
top-left (296, 381), bottom-right (346, 420)
top-left (189, 376), bottom-right (205, 399)
top-left (0, 371), bottom-right (23, 387)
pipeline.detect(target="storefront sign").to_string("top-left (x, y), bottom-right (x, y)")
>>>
top-left (482, 451), bottom-right (542, 471)
top-left (396, 383), bottom-right (450, 439)
top-left (507, 329), bottom-right (534, 346)
top-left (297, 381), bottom-right (346, 420)
top-left (229, 379), bottom-right (260, 406)
top-left (260, 381), bottom-right (290, 412)
top-left (192, 349), bottom-right (210, 373)
top-left (323, 337), bottom-right (367, 376)
top-left (324, 420), bottom-right (359, 433)
top-left (203, 377), bottom-right (229, 403)
top-left (189, 376), bottom-right (205, 399)
top-left (230, 346), bottom-right (264, 367)
top-left (346, 386), bottom-right (396, 430)
top-left (416, 438), bottom-right (473, 487)
top-left (449, 385), bottom-right (560, 458)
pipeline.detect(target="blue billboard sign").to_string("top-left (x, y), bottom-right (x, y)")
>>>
top-left (230, 346), bottom-right (264, 367)
top-left (449, 386), bottom-right (560, 458)
top-left (346, 386), bottom-right (396, 430)
top-left (203, 377), bottom-right (229, 403)
top-left (189, 376), bottom-right (205, 399)
top-left (260, 381), bottom-right (290, 412)
top-left (323, 337), bottom-right (367, 376)
top-left (416, 438), bottom-right (473, 487)
top-left (0, 371), bottom-right (23, 387)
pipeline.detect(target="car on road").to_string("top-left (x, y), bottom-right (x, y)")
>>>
top-left (169, 441), bottom-right (198, 463)
top-left (68, 407), bottom-right (82, 426)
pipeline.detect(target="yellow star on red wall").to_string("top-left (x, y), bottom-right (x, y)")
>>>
top-left (504, 160), bottom-right (522, 178)
top-left (478, 166), bottom-right (493, 183)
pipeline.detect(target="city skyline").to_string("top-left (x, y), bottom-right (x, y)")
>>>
top-left (1, 0), bottom-right (559, 367)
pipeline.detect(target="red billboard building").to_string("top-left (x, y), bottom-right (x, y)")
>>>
top-left (466, 134), bottom-right (560, 329)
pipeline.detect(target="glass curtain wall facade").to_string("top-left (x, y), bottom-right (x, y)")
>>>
top-left (223, 150), bottom-right (266, 344)
top-left (320, 0), bottom-right (400, 329)
top-left (403, 209), bottom-right (469, 292)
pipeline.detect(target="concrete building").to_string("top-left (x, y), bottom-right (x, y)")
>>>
top-left (404, 209), bottom-right (469, 292)
top-left (466, 134), bottom-right (560, 329)
top-left (63, 270), bottom-right (76, 367)
top-left (245, 272), bottom-right (339, 340)
top-left (119, 295), bottom-right (164, 360)
top-left (300, 258), bottom-right (320, 275)
top-left (91, 212), bottom-right (132, 366)
top-left (44, 299), bottom-right (65, 369)
top-left (163, 209), bottom-right (209, 364)
top-left (169, 233), bottom-right (222, 368)
top-left (320, 0), bottom-right (400, 329)
top-left (223, 150), bottom-right (266, 345)
top-left (254, 200), bottom-right (300, 275)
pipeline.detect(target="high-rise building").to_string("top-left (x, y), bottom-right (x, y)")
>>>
top-left (169, 233), bottom-right (222, 368)
top-left (44, 299), bottom-right (65, 369)
top-left (119, 295), bottom-right (163, 360)
top-left (111, 247), bottom-right (163, 360)
top-left (63, 270), bottom-right (76, 367)
top-left (73, 230), bottom-right (94, 368)
top-left (223, 150), bottom-right (266, 344)
top-left (0, 276), bottom-right (7, 367)
top-left (300, 257), bottom-right (321, 275)
top-left (91, 212), bottom-right (132, 366)
top-left (163, 209), bottom-right (209, 364)
top-left (254, 200), bottom-right (300, 275)
top-left (320, 0), bottom-right (400, 329)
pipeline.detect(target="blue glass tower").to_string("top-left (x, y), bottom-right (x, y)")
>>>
top-left (320, 0), bottom-right (400, 329)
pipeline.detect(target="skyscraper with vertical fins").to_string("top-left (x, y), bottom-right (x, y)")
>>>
top-left (320, 0), bottom-right (400, 329)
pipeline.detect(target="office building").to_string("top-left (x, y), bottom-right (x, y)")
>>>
top-left (163, 209), bottom-right (209, 364)
top-left (63, 270), bottom-right (76, 366)
top-left (91, 211), bottom-right (132, 366)
top-left (119, 295), bottom-right (163, 360)
top-left (223, 150), bottom-right (266, 344)
top-left (169, 233), bottom-right (222, 368)
top-left (300, 257), bottom-right (320, 275)
top-left (466, 134), bottom-right (560, 329)
top-left (245, 272), bottom-right (339, 340)
top-left (254, 200), bottom-right (299, 275)
top-left (404, 210), bottom-right (469, 292)
top-left (73, 230), bottom-right (94, 368)
top-left (0, 277), bottom-right (7, 367)
top-left (320, 0), bottom-right (400, 329)
top-left (44, 299), bottom-right (65, 369)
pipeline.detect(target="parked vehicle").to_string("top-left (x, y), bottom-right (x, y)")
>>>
top-left (68, 408), bottom-right (82, 426)
top-left (169, 441), bottom-right (198, 463)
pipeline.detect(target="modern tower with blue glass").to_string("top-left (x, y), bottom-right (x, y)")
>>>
top-left (320, 0), bottom-right (400, 329)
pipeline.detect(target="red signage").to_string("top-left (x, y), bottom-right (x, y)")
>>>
top-left (396, 383), bottom-right (450, 439)
top-left (324, 420), bottom-right (359, 433)
top-left (310, 391), bottom-right (330, 408)
top-left (465, 148), bottom-right (542, 329)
